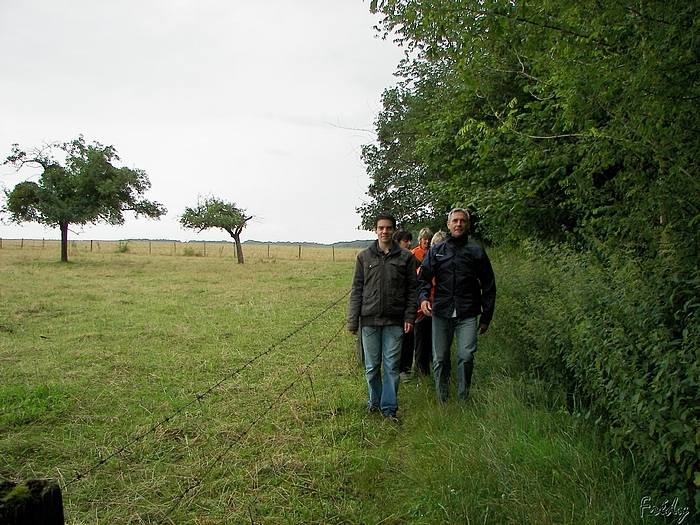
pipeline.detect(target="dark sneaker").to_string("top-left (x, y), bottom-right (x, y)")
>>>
top-left (400, 372), bottom-right (411, 383)
top-left (365, 404), bottom-right (380, 415)
top-left (384, 415), bottom-right (401, 424)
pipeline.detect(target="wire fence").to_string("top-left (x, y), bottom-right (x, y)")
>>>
top-left (0, 238), bottom-right (366, 261)
top-left (57, 291), bottom-right (350, 523)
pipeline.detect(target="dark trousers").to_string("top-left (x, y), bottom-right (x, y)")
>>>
top-left (413, 316), bottom-right (432, 375)
top-left (399, 328), bottom-right (414, 373)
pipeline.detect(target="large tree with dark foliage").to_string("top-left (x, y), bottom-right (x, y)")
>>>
top-left (3, 136), bottom-right (166, 262)
top-left (364, 0), bottom-right (700, 513)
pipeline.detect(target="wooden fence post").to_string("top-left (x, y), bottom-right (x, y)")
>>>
top-left (0, 479), bottom-right (64, 524)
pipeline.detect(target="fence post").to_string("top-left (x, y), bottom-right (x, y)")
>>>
top-left (149, 242), bottom-right (152, 255)
top-left (21, 239), bottom-right (24, 249)
top-left (332, 246), bottom-right (335, 261)
top-left (90, 240), bottom-right (93, 252)
top-left (298, 245), bottom-right (302, 259)
top-left (0, 238), bottom-right (2, 249)
top-left (203, 242), bottom-right (206, 257)
top-left (0, 479), bottom-right (64, 524)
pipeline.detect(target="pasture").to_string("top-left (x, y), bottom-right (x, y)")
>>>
top-left (0, 246), bottom-right (644, 524)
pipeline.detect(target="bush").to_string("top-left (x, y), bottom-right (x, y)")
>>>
top-left (494, 243), bottom-right (700, 515)
top-left (182, 245), bottom-right (202, 257)
top-left (115, 241), bottom-right (130, 253)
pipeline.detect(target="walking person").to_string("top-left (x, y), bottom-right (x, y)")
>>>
top-left (417, 209), bottom-right (496, 403)
top-left (393, 229), bottom-right (416, 383)
top-left (411, 227), bottom-right (433, 376)
top-left (348, 213), bottom-right (418, 421)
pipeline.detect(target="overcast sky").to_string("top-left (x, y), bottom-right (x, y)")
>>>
top-left (0, 0), bottom-right (404, 244)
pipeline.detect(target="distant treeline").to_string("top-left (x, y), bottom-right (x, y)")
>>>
top-left (243, 239), bottom-right (373, 249)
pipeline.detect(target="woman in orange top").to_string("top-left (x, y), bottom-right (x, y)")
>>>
top-left (411, 228), bottom-right (436, 375)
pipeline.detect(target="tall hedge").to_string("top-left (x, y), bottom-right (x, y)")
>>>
top-left (495, 244), bottom-right (700, 514)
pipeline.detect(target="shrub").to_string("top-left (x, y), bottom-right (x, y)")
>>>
top-left (182, 246), bottom-right (201, 257)
top-left (495, 243), bottom-right (700, 515)
top-left (115, 241), bottom-right (130, 253)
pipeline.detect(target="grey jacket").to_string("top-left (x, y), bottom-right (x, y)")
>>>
top-left (347, 240), bottom-right (418, 332)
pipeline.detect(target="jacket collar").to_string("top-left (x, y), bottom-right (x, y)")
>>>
top-left (447, 233), bottom-right (469, 246)
top-left (370, 239), bottom-right (400, 256)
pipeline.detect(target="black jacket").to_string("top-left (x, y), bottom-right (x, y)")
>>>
top-left (416, 234), bottom-right (496, 325)
top-left (347, 240), bottom-right (418, 332)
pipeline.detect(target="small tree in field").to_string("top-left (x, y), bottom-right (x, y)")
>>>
top-left (2, 136), bottom-right (166, 262)
top-left (180, 196), bottom-right (252, 264)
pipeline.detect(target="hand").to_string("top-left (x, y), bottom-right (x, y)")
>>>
top-left (349, 329), bottom-right (357, 336)
top-left (478, 323), bottom-right (489, 335)
top-left (404, 322), bottom-right (414, 334)
top-left (420, 300), bottom-right (432, 317)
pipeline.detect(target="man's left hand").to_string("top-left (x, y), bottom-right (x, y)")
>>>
top-left (478, 323), bottom-right (489, 335)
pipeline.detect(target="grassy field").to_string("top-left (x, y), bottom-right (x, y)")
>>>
top-left (0, 247), bottom-right (646, 524)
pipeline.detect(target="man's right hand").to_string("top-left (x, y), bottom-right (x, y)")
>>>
top-left (420, 300), bottom-right (432, 317)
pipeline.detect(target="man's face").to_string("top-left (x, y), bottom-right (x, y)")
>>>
top-left (447, 211), bottom-right (469, 238)
top-left (419, 237), bottom-right (430, 251)
top-left (374, 219), bottom-right (395, 243)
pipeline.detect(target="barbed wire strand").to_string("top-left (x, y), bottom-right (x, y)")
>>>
top-left (62, 290), bottom-right (350, 491)
top-left (159, 320), bottom-right (348, 523)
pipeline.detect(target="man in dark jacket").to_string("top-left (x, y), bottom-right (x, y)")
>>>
top-left (417, 208), bottom-right (496, 403)
top-left (348, 213), bottom-right (418, 421)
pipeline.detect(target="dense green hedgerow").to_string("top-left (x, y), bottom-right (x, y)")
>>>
top-left (494, 243), bottom-right (700, 515)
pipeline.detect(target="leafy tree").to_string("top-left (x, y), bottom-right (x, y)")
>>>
top-left (3, 136), bottom-right (166, 262)
top-left (366, 0), bottom-right (700, 510)
top-left (180, 196), bottom-right (252, 264)
top-left (366, 0), bottom-right (700, 257)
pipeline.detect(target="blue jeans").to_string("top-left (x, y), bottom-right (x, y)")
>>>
top-left (362, 324), bottom-right (403, 417)
top-left (432, 316), bottom-right (478, 402)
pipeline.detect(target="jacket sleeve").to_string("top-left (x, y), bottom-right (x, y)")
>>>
top-left (404, 254), bottom-right (419, 325)
top-left (347, 255), bottom-right (364, 332)
top-left (478, 254), bottom-right (496, 326)
top-left (416, 250), bottom-right (434, 306)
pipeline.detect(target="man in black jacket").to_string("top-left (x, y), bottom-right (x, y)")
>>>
top-left (417, 208), bottom-right (496, 403)
top-left (348, 213), bottom-right (418, 421)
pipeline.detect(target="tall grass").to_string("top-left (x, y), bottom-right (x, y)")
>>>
top-left (0, 248), bottom-right (644, 523)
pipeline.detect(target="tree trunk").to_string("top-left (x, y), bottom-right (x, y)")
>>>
top-left (233, 232), bottom-right (245, 264)
top-left (59, 222), bottom-right (69, 262)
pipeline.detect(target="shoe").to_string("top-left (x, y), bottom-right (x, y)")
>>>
top-left (365, 404), bottom-right (380, 415)
top-left (384, 415), bottom-right (401, 424)
top-left (400, 372), bottom-right (411, 383)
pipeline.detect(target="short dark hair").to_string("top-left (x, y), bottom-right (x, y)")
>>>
top-left (393, 230), bottom-right (413, 243)
top-left (374, 212), bottom-right (397, 229)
